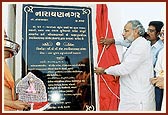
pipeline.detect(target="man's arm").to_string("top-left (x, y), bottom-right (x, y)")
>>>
top-left (4, 99), bottom-right (31, 110)
top-left (100, 37), bottom-right (130, 48)
top-left (4, 86), bottom-right (30, 110)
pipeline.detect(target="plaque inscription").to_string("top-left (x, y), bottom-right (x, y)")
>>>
top-left (22, 4), bottom-right (95, 111)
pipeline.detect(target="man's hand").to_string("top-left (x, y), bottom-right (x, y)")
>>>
top-left (100, 37), bottom-right (115, 49)
top-left (13, 100), bottom-right (31, 110)
top-left (94, 67), bottom-right (106, 75)
top-left (150, 77), bottom-right (164, 89)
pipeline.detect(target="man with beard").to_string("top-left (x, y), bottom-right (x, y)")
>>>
top-left (94, 20), bottom-right (155, 111)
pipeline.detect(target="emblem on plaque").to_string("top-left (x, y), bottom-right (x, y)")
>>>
top-left (16, 72), bottom-right (47, 103)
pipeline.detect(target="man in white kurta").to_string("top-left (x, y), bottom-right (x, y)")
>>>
top-left (95, 20), bottom-right (155, 111)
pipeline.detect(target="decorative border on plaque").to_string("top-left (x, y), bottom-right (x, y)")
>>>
top-left (22, 4), bottom-right (95, 111)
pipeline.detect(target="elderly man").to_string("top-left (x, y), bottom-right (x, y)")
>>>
top-left (94, 20), bottom-right (155, 111)
top-left (4, 33), bottom-right (30, 111)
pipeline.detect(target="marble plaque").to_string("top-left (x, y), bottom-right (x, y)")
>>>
top-left (22, 4), bottom-right (95, 111)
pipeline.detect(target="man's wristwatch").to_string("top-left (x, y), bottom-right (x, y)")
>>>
top-left (104, 70), bottom-right (106, 74)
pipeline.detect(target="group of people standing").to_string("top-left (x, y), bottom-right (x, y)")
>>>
top-left (95, 20), bottom-right (165, 111)
top-left (4, 17), bottom-right (165, 111)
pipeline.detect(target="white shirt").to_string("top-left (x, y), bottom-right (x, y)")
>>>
top-left (151, 39), bottom-right (164, 66)
top-left (154, 48), bottom-right (164, 76)
top-left (115, 39), bottom-right (131, 48)
top-left (105, 37), bottom-right (155, 111)
top-left (154, 48), bottom-right (165, 111)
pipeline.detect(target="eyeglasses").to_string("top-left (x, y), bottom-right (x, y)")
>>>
top-left (147, 29), bottom-right (156, 33)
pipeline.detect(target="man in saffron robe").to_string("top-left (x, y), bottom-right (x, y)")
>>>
top-left (4, 32), bottom-right (30, 111)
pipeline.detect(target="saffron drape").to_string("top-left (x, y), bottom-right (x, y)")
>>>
top-left (96, 4), bottom-right (120, 111)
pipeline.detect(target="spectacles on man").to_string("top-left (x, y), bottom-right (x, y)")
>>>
top-left (147, 29), bottom-right (156, 33)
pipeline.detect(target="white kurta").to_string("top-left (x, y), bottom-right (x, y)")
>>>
top-left (105, 37), bottom-right (155, 111)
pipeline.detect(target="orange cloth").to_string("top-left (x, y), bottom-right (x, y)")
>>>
top-left (4, 61), bottom-right (16, 110)
top-left (33, 102), bottom-right (48, 110)
top-left (96, 4), bottom-right (120, 110)
top-left (4, 106), bottom-right (17, 111)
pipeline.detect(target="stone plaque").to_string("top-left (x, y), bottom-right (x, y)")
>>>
top-left (22, 4), bottom-right (95, 111)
